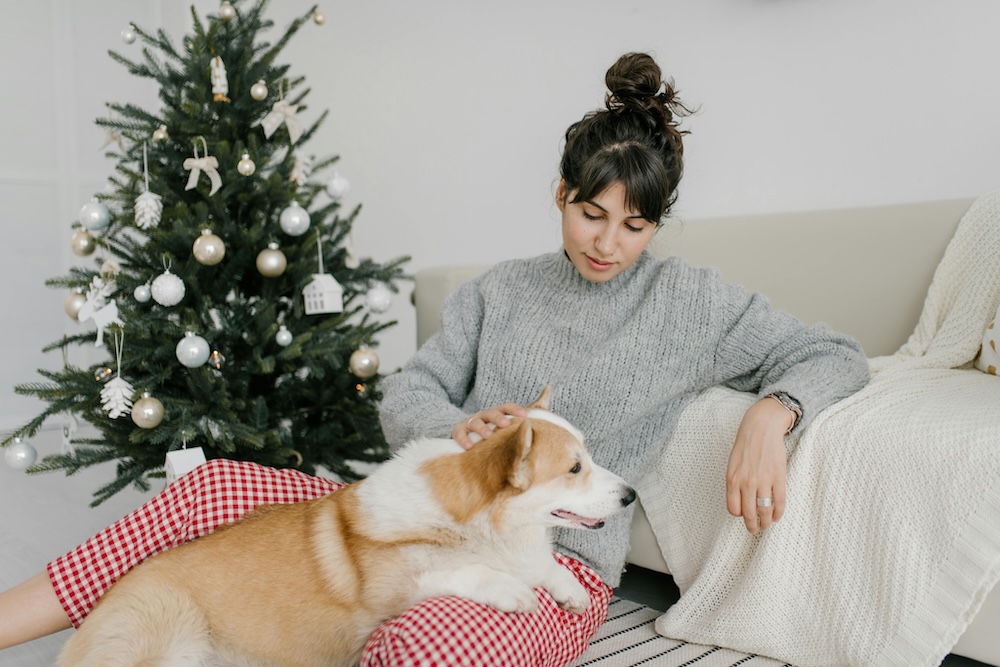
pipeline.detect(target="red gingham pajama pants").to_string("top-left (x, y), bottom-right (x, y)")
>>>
top-left (47, 459), bottom-right (612, 666)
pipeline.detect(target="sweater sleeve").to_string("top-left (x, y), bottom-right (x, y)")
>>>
top-left (712, 280), bottom-right (871, 431)
top-left (378, 276), bottom-right (487, 449)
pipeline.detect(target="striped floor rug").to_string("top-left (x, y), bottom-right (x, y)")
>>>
top-left (571, 598), bottom-right (793, 667)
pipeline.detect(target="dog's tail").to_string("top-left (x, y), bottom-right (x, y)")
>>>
top-left (58, 580), bottom-right (212, 667)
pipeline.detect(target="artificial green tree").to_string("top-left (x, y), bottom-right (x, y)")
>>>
top-left (2, 0), bottom-right (408, 505)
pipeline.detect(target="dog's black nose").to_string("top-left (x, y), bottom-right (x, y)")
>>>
top-left (620, 485), bottom-right (636, 507)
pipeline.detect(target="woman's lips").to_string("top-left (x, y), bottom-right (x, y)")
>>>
top-left (586, 255), bottom-right (613, 271)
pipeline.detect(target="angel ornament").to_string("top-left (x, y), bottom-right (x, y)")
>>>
top-left (78, 276), bottom-right (124, 347)
top-left (210, 55), bottom-right (230, 102)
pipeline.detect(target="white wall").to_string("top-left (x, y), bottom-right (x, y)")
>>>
top-left (3, 0), bottom-right (999, 438)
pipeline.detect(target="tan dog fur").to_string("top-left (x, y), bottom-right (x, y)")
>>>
top-left (58, 388), bottom-right (635, 667)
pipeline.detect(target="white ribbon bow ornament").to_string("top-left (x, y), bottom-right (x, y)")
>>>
top-left (183, 137), bottom-right (222, 196)
top-left (260, 99), bottom-right (303, 144)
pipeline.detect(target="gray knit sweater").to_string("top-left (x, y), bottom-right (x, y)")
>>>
top-left (378, 250), bottom-right (870, 587)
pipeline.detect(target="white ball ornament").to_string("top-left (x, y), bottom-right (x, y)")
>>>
top-left (279, 201), bottom-right (311, 236)
top-left (192, 229), bottom-right (226, 266)
top-left (152, 125), bottom-right (169, 142)
top-left (121, 24), bottom-right (137, 44)
top-left (250, 80), bottom-right (268, 101)
top-left (256, 243), bottom-right (287, 277)
top-left (78, 199), bottom-right (111, 231)
top-left (349, 346), bottom-right (380, 379)
top-left (5, 437), bottom-right (37, 471)
top-left (70, 230), bottom-right (97, 257)
top-left (133, 284), bottom-right (152, 303)
top-left (218, 1), bottom-right (236, 21)
top-left (151, 269), bottom-right (185, 306)
top-left (176, 332), bottom-right (211, 368)
top-left (325, 170), bottom-right (351, 199)
top-left (276, 325), bottom-right (293, 347)
top-left (132, 393), bottom-right (165, 429)
top-left (237, 152), bottom-right (256, 176)
top-left (312, 9), bottom-right (326, 25)
top-left (366, 284), bottom-right (393, 314)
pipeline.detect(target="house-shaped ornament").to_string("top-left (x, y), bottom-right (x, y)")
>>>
top-left (303, 273), bottom-right (344, 314)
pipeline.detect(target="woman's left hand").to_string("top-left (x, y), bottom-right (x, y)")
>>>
top-left (725, 398), bottom-right (794, 534)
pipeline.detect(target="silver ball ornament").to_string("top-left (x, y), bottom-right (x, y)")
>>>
top-left (208, 350), bottom-right (226, 370)
top-left (132, 393), bottom-right (165, 429)
top-left (218, 1), bottom-right (236, 21)
top-left (192, 229), bottom-right (226, 266)
top-left (176, 332), bottom-right (211, 368)
top-left (78, 199), bottom-right (111, 231)
top-left (133, 283), bottom-right (152, 303)
top-left (366, 284), bottom-right (393, 313)
top-left (70, 229), bottom-right (97, 256)
top-left (121, 24), bottom-right (136, 44)
top-left (325, 171), bottom-right (351, 199)
top-left (256, 243), bottom-right (287, 277)
top-left (64, 291), bottom-right (87, 321)
top-left (5, 437), bottom-right (37, 471)
top-left (237, 152), bottom-right (256, 176)
top-left (152, 125), bottom-right (169, 142)
top-left (250, 80), bottom-right (268, 101)
top-left (151, 270), bottom-right (185, 306)
top-left (278, 201), bottom-right (311, 237)
top-left (349, 346), bottom-right (380, 379)
top-left (276, 325), bottom-right (293, 347)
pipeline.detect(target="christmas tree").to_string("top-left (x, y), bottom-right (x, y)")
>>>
top-left (1, 0), bottom-right (408, 505)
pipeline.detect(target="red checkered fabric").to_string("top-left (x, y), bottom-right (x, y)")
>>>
top-left (47, 459), bottom-right (611, 666)
top-left (48, 459), bottom-right (344, 627)
top-left (362, 552), bottom-right (612, 667)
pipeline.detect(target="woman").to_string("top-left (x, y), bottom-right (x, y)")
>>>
top-left (0, 52), bottom-right (869, 666)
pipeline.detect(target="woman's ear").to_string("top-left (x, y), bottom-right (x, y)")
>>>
top-left (555, 180), bottom-right (567, 212)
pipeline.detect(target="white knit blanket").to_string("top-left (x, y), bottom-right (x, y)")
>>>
top-left (638, 188), bottom-right (1000, 667)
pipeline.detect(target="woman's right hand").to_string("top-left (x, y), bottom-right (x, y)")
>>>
top-left (452, 403), bottom-right (529, 450)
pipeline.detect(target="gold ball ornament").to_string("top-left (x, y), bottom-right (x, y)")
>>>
top-left (208, 350), bottom-right (226, 370)
top-left (64, 291), bottom-right (87, 321)
top-left (237, 152), bottom-right (256, 176)
top-left (312, 9), bottom-right (326, 25)
top-left (132, 393), bottom-right (165, 429)
top-left (192, 229), bottom-right (226, 266)
top-left (152, 125), bottom-right (169, 142)
top-left (250, 80), bottom-right (268, 101)
top-left (218, 1), bottom-right (236, 21)
top-left (70, 229), bottom-right (97, 256)
top-left (349, 346), bottom-right (380, 379)
top-left (256, 243), bottom-right (287, 277)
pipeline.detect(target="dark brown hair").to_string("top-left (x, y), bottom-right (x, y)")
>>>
top-left (559, 52), bottom-right (692, 224)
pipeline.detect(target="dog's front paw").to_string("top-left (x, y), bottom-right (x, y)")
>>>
top-left (483, 582), bottom-right (539, 614)
top-left (545, 569), bottom-right (591, 614)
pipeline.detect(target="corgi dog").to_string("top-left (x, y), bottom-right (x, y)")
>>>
top-left (57, 387), bottom-right (636, 667)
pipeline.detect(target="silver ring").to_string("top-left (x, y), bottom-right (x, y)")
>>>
top-left (466, 416), bottom-right (476, 427)
top-left (756, 496), bottom-right (773, 508)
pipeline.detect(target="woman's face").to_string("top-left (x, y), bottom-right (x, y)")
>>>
top-left (558, 181), bottom-right (657, 283)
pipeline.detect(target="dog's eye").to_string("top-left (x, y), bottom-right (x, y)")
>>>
top-left (569, 462), bottom-right (582, 474)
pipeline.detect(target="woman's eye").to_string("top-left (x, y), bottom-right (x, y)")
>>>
top-left (625, 222), bottom-right (646, 233)
top-left (569, 462), bottom-right (582, 474)
top-left (582, 211), bottom-right (601, 221)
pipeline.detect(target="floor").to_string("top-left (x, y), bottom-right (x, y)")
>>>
top-left (614, 565), bottom-right (993, 667)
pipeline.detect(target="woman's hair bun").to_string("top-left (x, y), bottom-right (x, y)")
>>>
top-left (605, 52), bottom-right (664, 108)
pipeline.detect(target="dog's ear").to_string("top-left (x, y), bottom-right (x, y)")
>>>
top-left (528, 386), bottom-right (552, 411)
top-left (508, 419), bottom-right (534, 491)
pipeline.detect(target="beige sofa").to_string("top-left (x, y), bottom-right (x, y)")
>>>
top-left (411, 198), bottom-right (998, 666)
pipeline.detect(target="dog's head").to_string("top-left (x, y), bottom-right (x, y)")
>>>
top-left (423, 387), bottom-right (636, 531)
